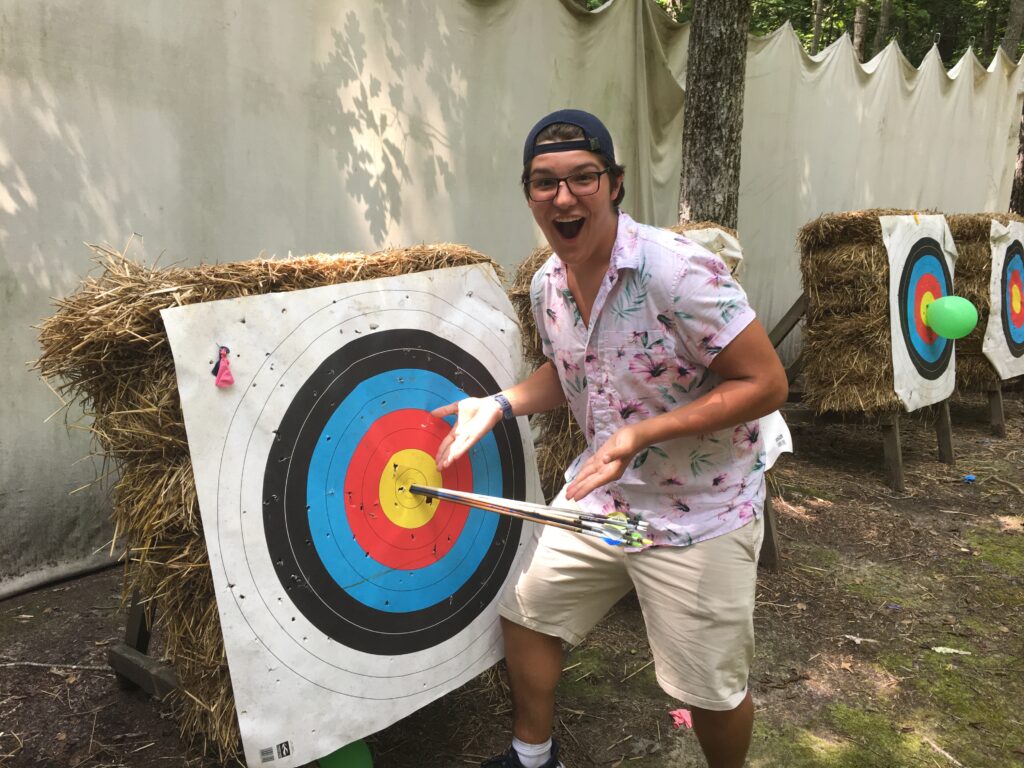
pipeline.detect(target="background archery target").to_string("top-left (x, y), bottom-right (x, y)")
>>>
top-left (162, 265), bottom-right (542, 768)
top-left (882, 215), bottom-right (958, 411)
top-left (897, 236), bottom-right (953, 380)
top-left (983, 220), bottom-right (1024, 379)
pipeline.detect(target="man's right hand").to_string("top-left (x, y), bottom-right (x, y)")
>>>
top-left (432, 396), bottom-right (503, 470)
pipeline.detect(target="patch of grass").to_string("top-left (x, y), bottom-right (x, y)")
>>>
top-left (966, 528), bottom-right (1024, 578)
top-left (788, 541), bottom-right (841, 570)
top-left (557, 647), bottom-right (624, 701)
top-left (875, 648), bottom-right (1024, 767)
top-left (776, 483), bottom-right (836, 501)
top-left (839, 561), bottom-right (934, 610)
top-left (749, 708), bottom-right (926, 767)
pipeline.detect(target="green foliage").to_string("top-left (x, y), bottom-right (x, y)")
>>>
top-left (573, 0), bottom-right (1016, 66)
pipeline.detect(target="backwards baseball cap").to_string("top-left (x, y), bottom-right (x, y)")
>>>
top-left (522, 108), bottom-right (616, 167)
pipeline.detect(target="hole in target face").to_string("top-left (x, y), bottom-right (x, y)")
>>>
top-left (262, 330), bottom-right (525, 654)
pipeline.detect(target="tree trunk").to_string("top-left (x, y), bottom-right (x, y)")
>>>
top-left (1012, 117), bottom-right (1024, 215)
top-left (852, 1), bottom-right (869, 61)
top-left (679, 0), bottom-right (753, 230)
top-left (811, 0), bottom-right (824, 55)
top-left (872, 0), bottom-right (893, 56)
top-left (982, 1), bottom-right (996, 61)
top-left (1003, 0), bottom-right (1024, 58)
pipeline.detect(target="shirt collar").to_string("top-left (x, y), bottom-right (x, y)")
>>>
top-left (609, 211), bottom-right (641, 272)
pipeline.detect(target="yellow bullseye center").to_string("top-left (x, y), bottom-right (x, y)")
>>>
top-left (1013, 283), bottom-right (1022, 315)
top-left (920, 291), bottom-right (936, 327)
top-left (380, 449), bottom-right (442, 529)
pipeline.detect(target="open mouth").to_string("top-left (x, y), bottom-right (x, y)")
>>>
top-left (553, 217), bottom-right (585, 240)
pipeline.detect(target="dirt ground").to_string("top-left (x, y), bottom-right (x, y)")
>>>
top-left (2, 393), bottom-right (1022, 768)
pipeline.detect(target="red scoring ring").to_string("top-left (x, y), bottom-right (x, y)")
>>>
top-left (344, 409), bottom-right (472, 570)
top-left (1011, 269), bottom-right (1024, 328)
top-left (914, 272), bottom-right (943, 344)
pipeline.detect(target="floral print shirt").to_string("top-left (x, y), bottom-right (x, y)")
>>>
top-left (531, 212), bottom-right (766, 548)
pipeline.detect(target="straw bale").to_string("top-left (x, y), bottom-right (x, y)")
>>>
top-left (35, 241), bottom-right (499, 763)
top-left (798, 209), bottom-right (927, 414)
top-left (946, 212), bottom-right (1024, 391)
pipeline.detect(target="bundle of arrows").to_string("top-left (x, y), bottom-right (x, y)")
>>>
top-left (408, 484), bottom-right (653, 548)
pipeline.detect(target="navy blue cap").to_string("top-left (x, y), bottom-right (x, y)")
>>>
top-left (522, 109), bottom-right (616, 167)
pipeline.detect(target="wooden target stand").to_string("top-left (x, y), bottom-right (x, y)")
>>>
top-left (107, 592), bottom-right (331, 768)
top-left (766, 291), bottom-right (1014, 493)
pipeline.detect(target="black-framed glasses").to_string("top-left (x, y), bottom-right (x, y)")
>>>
top-left (524, 168), bottom-right (611, 202)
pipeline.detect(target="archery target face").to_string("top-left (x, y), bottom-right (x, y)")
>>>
top-left (983, 220), bottom-right (1024, 379)
top-left (882, 215), bottom-right (957, 411)
top-left (1006, 244), bottom-right (1024, 356)
top-left (161, 264), bottom-right (542, 768)
top-left (897, 236), bottom-right (953, 379)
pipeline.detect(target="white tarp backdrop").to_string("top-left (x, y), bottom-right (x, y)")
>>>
top-left (2, 0), bottom-right (1021, 591)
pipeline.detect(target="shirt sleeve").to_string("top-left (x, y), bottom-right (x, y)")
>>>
top-left (529, 266), bottom-right (555, 362)
top-left (671, 246), bottom-right (756, 368)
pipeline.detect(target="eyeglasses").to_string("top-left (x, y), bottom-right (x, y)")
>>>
top-left (524, 168), bottom-right (611, 202)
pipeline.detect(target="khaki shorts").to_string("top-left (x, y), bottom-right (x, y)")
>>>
top-left (498, 491), bottom-right (763, 711)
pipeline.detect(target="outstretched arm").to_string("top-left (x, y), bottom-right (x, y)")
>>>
top-left (433, 361), bottom-right (566, 470)
top-left (565, 319), bottom-right (787, 500)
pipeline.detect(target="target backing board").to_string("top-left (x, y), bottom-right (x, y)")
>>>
top-left (160, 264), bottom-right (543, 768)
top-left (983, 219), bottom-right (1024, 379)
top-left (881, 215), bottom-right (958, 412)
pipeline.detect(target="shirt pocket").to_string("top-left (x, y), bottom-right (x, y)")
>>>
top-left (596, 329), bottom-right (680, 419)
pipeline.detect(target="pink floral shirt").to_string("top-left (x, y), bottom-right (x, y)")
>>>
top-left (531, 212), bottom-right (766, 548)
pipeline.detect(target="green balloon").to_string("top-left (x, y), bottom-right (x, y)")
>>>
top-left (318, 740), bottom-right (373, 768)
top-left (924, 295), bottom-right (978, 340)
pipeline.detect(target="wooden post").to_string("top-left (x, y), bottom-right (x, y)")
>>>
top-left (759, 493), bottom-right (780, 571)
top-left (768, 292), bottom-right (808, 348)
top-left (879, 412), bottom-right (905, 491)
top-left (989, 385), bottom-right (1006, 437)
top-left (935, 400), bottom-right (955, 465)
top-left (753, 291), bottom-right (809, 571)
top-left (109, 591), bottom-right (180, 699)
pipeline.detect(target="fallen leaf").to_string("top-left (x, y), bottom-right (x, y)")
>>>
top-left (840, 661), bottom-right (854, 672)
top-left (65, 673), bottom-right (78, 685)
top-left (56, 732), bottom-right (66, 741)
top-left (796, 602), bottom-right (808, 611)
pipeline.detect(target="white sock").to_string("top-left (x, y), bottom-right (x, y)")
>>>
top-left (512, 736), bottom-right (553, 768)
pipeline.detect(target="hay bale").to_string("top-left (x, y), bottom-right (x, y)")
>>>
top-left (798, 209), bottom-right (930, 414)
top-left (946, 212), bottom-right (1024, 392)
top-left (35, 242), bottom-right (499, 763)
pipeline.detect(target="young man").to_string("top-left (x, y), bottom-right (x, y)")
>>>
top-left (434, 109), bottom-right (788, 768)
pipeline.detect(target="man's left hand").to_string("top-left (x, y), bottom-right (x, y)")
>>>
top-left (565, 425), bottom-right (645, 501)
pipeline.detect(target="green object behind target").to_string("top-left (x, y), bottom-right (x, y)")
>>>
top-left (318, 739), bottom-right (373, 768)
top-left (925, 295), bottom-right (978, 340)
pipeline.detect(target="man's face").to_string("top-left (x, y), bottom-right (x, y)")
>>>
top-left (525, 149), bottom-right (622, 270)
